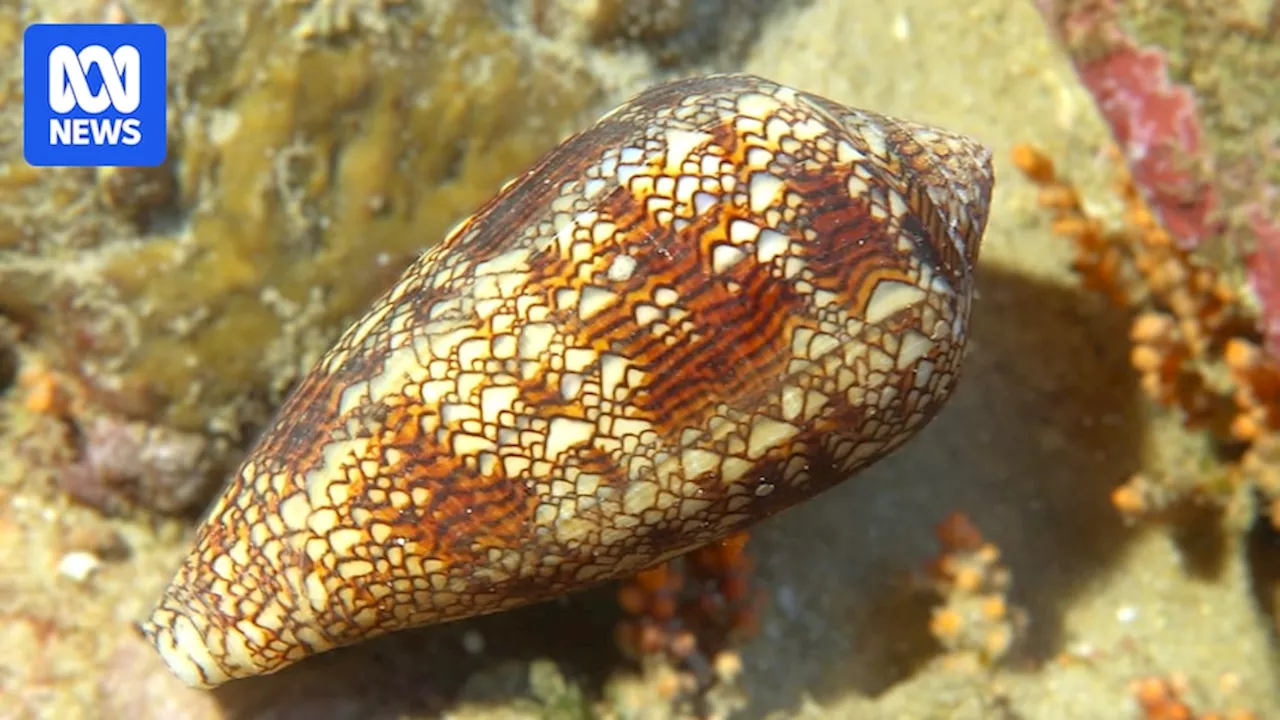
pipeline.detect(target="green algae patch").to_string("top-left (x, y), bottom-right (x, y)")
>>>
top-left (20, 3), bottom-right (601, 435)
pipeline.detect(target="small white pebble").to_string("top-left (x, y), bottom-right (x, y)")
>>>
top-left (1116, 605), bottom-right (1138, 624)
top-left (58, 551), bottom-right (100, 582)
top-left (1066, 641), bottom-right (1097, 659)
top-left (461, 629), bottom-right (485, 655)
top-left (892, 13), bottom-right (911, 41)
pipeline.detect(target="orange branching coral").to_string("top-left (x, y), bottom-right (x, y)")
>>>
top-left (1012, 144), bottom-right (1240, 378)
top-left (1127, 311), bottom-right (1216, 428)
top-left (614, 531), bottom-right (759, 716)
top-left (1011, 144), bottom-right (1128, 305)
top-left (1012, 143), bottom-right (1280, 530)
top-left (925, 513), bottom-right (1026, 670)
top-left (1130, 675), bottom-right (1258, 720)
top-left (1224, 338), bottom-right (1280, 529)
top-left (1223, 338), bottom-right (1280, 442)
top-left (1013, 143), bottom-right (1225, 433)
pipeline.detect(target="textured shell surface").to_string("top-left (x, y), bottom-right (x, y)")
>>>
top-left (143, 73), bottom-right (995, 688)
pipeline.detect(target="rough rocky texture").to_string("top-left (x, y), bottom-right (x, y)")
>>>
top-left (2, 0), bottom-right (1279, 717)
top-left (2, 0), bottom-right (607, 514)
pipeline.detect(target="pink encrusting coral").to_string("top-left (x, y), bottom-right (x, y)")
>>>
top-left (1031, 0), bottom-right (1280, 357)
top-left (1036, 0), bottom-right (1217, 249)
top-left (1074, 44), bottom-right (1219, 249)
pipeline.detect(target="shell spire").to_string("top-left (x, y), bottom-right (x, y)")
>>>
top-left (143, 73), bottom-right (994, 688)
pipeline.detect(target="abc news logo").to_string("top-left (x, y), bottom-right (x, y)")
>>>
top-left (23, 23), bottom-right (167, 168)
top-left (48, 43), bottom-right (144, 146)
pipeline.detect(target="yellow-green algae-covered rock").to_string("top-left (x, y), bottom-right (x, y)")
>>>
top-left (0, 1), bottom-right (603, 508)
top-left (543, 0), bottom-right (691, 42)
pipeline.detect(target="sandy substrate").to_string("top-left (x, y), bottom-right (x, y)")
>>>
top-left (2, 0), bottom-right (1277, 718)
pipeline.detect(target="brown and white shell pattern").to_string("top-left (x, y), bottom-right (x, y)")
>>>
top-left (143, 73), bottom-right (995, 688)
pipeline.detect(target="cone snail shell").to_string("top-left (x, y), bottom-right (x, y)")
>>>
top-left (143, 73), bottom-right (994, 688)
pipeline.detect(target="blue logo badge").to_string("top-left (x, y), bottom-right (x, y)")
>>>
top-left (23, 23), bottom-right (167, 167)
